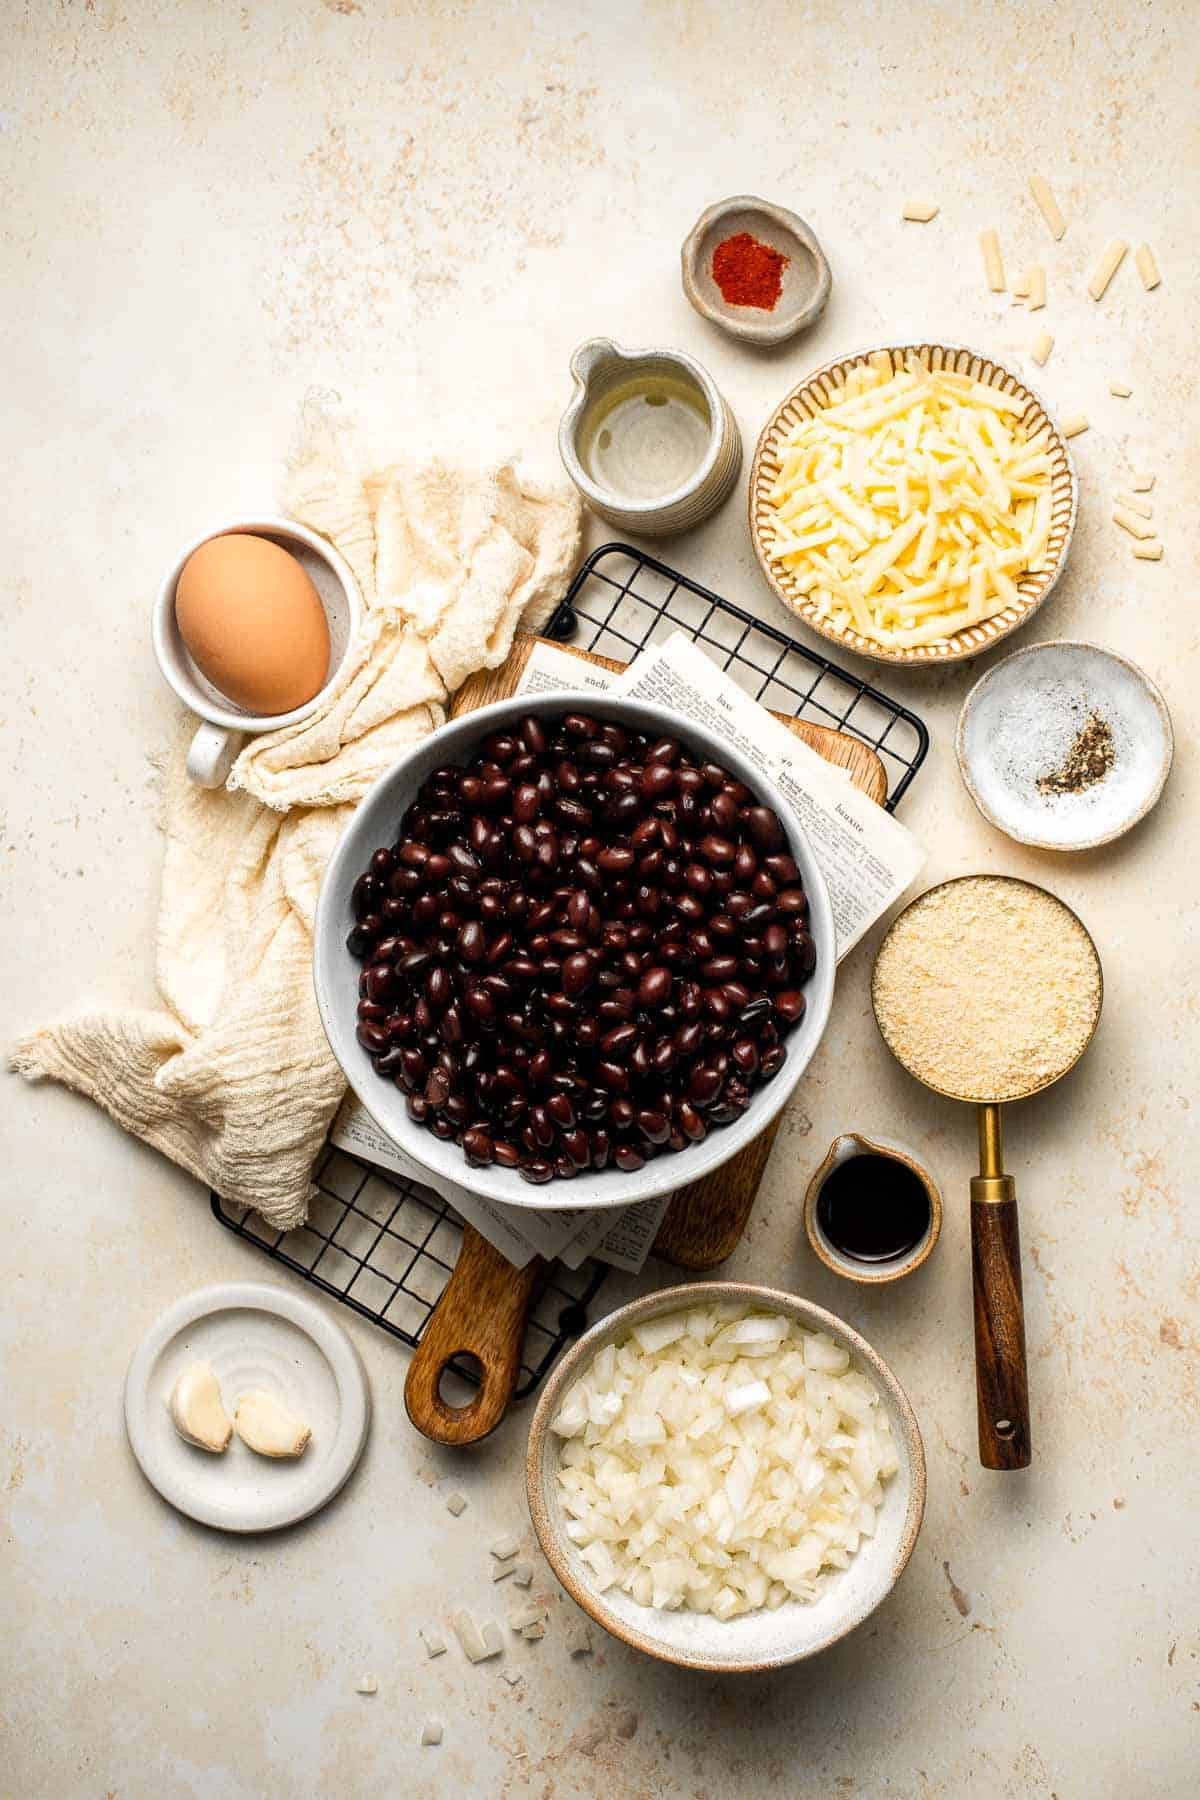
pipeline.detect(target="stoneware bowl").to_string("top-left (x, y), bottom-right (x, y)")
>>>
top-left (956, 640), bottom-right (1174, 850)
top-left (749, 343), bottom-right (1078, 666)
top-left (153, 515), bottom-right (363, 787)
top-left (312, 693), bottom-right (835, 1212)
top-left (803, 1130), bottom-right (942, 1285)
top-left (558, 337), bottom-right (742, 537)
top-left (526, 1281), bottom-right (926, 1672)
top-left (682, 196), bottom-right (832, 346)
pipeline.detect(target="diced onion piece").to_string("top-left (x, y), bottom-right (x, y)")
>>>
top-left (420, 1718), bottom-right (443, 1747)
top-left (452, 1612), bottom-right (503, 1663)
top-left (489, 1535), bottom-right (520, 1561)
top-left (631, 1315), bottom-right (688, 1354)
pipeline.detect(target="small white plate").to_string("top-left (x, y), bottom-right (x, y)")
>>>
top-left (956, 640), bottom-right (1173, 850)
top-left (124, 1282), bottom-right (370, 1533)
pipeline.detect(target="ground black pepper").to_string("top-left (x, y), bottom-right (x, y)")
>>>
top-left (1035, 712), bottom-right (1115, 797)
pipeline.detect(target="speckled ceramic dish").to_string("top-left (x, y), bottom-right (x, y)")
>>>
top-left (526, 1282), bottom-right (925, 1672)
top-left (681, 196), bottom-right (832, 346)
top-left (749, 343), bottom-right (1078, 666)
top-left (956, 641), bottom-right (1174, 850)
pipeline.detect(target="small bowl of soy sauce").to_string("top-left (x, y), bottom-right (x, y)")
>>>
top-left (804, 1132), bottom-right (941, 1284)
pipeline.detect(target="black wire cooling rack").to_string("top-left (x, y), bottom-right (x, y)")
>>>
top-left (212, 1145), bottom-right (606, 1400)
top-left (212, 542), bottom-right (930, 1396)
top-left (546, 544), bottom-right (929, 808)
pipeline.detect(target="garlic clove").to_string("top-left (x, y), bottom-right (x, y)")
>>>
top-left (234, 1389), bottom-right (311, 1459)
top-left (168, 1362), bottom-right (233, 1453)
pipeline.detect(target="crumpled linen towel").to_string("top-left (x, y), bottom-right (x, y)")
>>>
top-left (13, 412), bottom-right (582, 1230)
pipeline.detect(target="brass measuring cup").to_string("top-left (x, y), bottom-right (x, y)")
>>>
top-left (871, 876), bottom-right (1102, 1470)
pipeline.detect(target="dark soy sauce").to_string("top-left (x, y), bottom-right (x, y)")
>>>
top-left (816, 1153), bottom-right (930, 1263)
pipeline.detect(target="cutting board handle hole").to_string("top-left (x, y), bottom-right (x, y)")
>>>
top-left (994, 1417), bottom-right (1014, 1438)
top-left (438, 1354), bottom-right (484, 1410)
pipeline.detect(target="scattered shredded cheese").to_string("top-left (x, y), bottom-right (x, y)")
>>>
top-left (550, 1306), bottom-right (897, 1619)
top-left (1135, 244), bottom-right (1161, 290)
top-left (421, 1718), bottom-right (444, 1747)
top-left (1030, 330), bottom-right (1054, 367)
top-left (355, 1676), bottom-right (378, 1696)
top-left (446, 1492), bottom-right (467, 1516)
top-left (1114, 492), bottom-right (1152, 519)
top-left (763, 354), bottom-right (1057, 649)
top-left (1028, 175), bottom-right (1066, 240)
top-left (1130, 472), bottom-right (1155, 492)
top-left (980, 229), bottom-right (1005, 292)
top-left (1113, 506), bottom-right (1156, 540)
top-left (1027, 264), bottom-right (1046, 311)
top-left (1108, 381), bottom-right (1132, 398)
top-left (1088, 239), bottom-right (1127, 300)
top-left (902, 200), bottom-right (939, 222)
top-left (1011, 269), bottom-right (1030, 299)
top-left (1131, 541), bottom-right (1163, 560)
top-left (1060, 412), bottom-right (1089, 438)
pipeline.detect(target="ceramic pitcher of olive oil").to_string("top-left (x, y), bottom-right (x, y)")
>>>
top-left (559, 338), bottom-right (742, 536)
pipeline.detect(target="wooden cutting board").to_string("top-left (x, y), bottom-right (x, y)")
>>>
top-left (403, 632), bottom-right (886, 1445)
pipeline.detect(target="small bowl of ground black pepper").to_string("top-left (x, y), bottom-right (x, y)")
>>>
top-left (681, 195), bottom-right (832, 346)
top-left (956, 641), bottom-right (1174, 851)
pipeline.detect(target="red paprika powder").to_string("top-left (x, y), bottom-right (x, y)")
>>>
top-left (711, 231), bottom-right (789, 310)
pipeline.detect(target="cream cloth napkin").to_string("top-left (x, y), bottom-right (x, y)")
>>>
top-left (13, 412), bottom-right (582, 1229)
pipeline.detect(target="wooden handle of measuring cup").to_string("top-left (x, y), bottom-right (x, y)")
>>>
top-left (970, 1105), bottom-right (1031, 1470)
top-left (404, 1227), bottom-right (542, 1447)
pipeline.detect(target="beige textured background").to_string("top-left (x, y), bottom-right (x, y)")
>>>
top-left (2, 2), bottom-right (1196, 1795)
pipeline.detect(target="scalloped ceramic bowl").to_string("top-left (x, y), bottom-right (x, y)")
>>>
top-left (527, 1281), bottom-right (926, 1671)
top-left (749, 342), bottom-right (1078, 667)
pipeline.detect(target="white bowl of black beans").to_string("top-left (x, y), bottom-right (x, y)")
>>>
top-left (313, 696), bottom-right (835, 1210)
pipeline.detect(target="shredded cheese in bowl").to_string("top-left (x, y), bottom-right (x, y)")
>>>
top-left (548, 1304), bottom-right (898, 1620)
top-left (762, 355), bottom-right (1057, 653)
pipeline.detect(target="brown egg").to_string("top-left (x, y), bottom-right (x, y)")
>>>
top-left (175, 533), bottom-right (331, 715)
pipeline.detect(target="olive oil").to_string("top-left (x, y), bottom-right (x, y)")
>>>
top-left (578, 375), bottom-right (711, 502)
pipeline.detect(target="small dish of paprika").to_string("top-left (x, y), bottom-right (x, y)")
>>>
top-left (682, 195), bottom-right (831, 346)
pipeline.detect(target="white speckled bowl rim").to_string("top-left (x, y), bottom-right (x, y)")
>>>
top-left (313, 693), bottom-right (835, 1212)
top-left (749, 342), bottom-right (1078, 666)
top-left (955, 639), bottom-right (1174, 850)
top-left (526, 1282), bottom-right (926, 1672)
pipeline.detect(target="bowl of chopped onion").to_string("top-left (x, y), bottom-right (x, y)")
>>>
top-left (527, 1282), bottom-right (925, 1671)
top-left (749, 342), bottom-right (1078, 665)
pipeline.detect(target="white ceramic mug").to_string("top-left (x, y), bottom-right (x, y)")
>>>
top-left (152, 516), bottom-right (364, 786)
